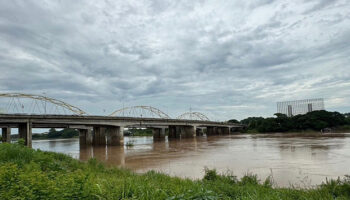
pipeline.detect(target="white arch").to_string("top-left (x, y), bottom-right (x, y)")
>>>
top-left (109, 106), bottom-right (170, 119)
top-left (0, 93), bottom-right (87, 115)
top-left (176, 112), bottom-right (210, 121)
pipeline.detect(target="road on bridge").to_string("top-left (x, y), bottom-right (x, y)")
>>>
top-left (0, 114), bottom-right (243, 147)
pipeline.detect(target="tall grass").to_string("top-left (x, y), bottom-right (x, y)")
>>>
top-left (0, 143), bottom-right (349, 199)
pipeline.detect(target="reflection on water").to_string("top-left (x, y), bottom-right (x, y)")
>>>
top-left (32, 134), bottom-right (350, 187)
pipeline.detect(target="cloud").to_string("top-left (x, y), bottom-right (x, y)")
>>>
top-left (0, 0), bottom-right (349, 120)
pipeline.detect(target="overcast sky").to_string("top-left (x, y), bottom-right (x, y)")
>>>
top-left (0, 0), bottom-right (349, 120)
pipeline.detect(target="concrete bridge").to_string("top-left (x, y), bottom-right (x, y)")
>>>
top-left (0, 114), bottom-right (243, 147)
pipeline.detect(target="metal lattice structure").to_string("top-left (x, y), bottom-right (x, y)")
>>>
top-left (109, 106), bottom-right (170, 119)
top-left (277, 98), bottom-right (325, 117)
top-left (0, 93), bottom-right (87, 115)
top-left (177, 112), bottom-right (210, 121)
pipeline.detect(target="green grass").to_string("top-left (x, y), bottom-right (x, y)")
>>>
top-left (0, 143), bottom-right (350, 199)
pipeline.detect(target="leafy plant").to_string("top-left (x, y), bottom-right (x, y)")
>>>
top-left (0, 143), bottom-right (350, 199)
top-left (17, 138), bottom-right (25, 146)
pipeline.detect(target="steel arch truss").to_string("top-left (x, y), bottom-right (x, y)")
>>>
top-left (109, 106), bottom-right (170, 119)
top-left (0, 93), bottom-right (87, 115)
top-left (176, 112), bottom-right (210, 121)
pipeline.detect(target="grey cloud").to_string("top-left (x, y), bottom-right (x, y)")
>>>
top-left (302, 0), bottom-right (339, 14)
top-left (0, 0), bottom-right (349, 120)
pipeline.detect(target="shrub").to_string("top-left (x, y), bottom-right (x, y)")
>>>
top-left (203, 167), bottom-right (218, 181)
top-left (240, 173), bottom-right (259, 185)
top-left (17, 138), bottom-right (25, 146)
top-left (320, 176), bottom-right (350, 198)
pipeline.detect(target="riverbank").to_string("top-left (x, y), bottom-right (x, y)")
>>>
top-left (249, 132), bottom-right (350, 138)
top-left (243, 125), bottom-right (350, 135)
top-left (238, 111), bottom-right (350, 134)
top-left (0, 143), bottom-right (349, 199)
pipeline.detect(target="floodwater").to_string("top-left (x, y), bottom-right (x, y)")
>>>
top-left (32, 134), bottom-right (350, 188)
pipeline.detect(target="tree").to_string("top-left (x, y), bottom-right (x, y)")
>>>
top-left (228, 119), bottom-right (239, 123)
top-left (274, 113), bottom-right (293, 131)
top-left (49, 128), bottom-right (56, 134)
top-left (344, 113), bottom-right (350, 125)
top-left (237, 110), bottom-right (349, 133)
top-left (61, 129), bottom-right (79, 138)
top-left (47, 128), bottom-right (59, 138)
top-left (240, 117), bottom-right (264, 129)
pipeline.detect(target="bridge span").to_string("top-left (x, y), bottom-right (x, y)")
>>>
top-left (0, 114), bottom-right (243, 147)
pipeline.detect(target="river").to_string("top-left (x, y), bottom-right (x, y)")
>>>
top-left (32, 134), bottom-right (350, 188)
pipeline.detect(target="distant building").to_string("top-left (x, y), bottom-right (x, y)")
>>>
top-left (277, 98), bottom-right (325, 117)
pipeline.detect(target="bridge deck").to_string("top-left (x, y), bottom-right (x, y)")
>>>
top-left (0, 114), bottom-right (243, 147)
top-left (0, 114), bottom-right (242, 128)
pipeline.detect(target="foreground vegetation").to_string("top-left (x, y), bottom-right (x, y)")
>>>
top-left (0, 143), bottom-right (350, 199)
top-left (230, 111), bottom-right (350, 133)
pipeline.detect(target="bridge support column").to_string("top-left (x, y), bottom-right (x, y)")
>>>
top-left (183, 126), bottom-right (196, 138)
top-left (206, 126), bottom-right (217, 136)
top-left (217, 127), bottom-right (229, 135)
top-left (106, 126), bottom-right (124, 146)
top-left (230, 127), bottom-right (243, 133)
top-left (229, 127), bottom-right (234, 134)
top-left (224, 127), bottom-right (230, 135)
top-left (168, 125), bottom-right (178, 139)
top-left (1, 127), bottom-right (11, 143)
top-left (153, 128), bottom-right (165, 141)
top-left (168, 125), bottom-right (196, 139)
top-left (196, 128), bottom-right (204, 136)
top-left (93, 127), bottom-right (106, 146)
top-left (79, 129), bottom-right (92, 146)
top-left (177, 126), bottom-right (185, 138)
top-left (18, 122), bottom-right (32, 147)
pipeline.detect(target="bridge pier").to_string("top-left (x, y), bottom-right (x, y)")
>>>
top-left (168, 125), bottom-right (178, 139)
top-left (152, 128), bottom-right (165, 141)
top-left (1, 127), bottom-right (11, 143)
top-left (206, 126), bottom-right (216, 136)
top-left (196, 127), bottom-right (204, 136)
top-left (93, 127), bottom-right (106, 145)
top-left (183, 126), bottom-right (196, 138)
top-left (106, 126), bottom-right (124, 146)
top-left (230, 126), bottom-right (243, 133)
top-left (168, 125), bottom-right (196, 139)
top-left (79, 129), bottom-right (93, 146)
top-left (217, 127), bottom-right (230, 135)
top-left (18, 122), bottom-right (32, 147)
top-left (79, 126), bottom-right (124, 146)
top-left (206, 126), bottom-right (230, 136)
top-left (225, 127), bottom-right (230, 134)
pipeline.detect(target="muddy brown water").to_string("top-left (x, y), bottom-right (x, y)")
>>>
top-left (32, 134), bottom-right (350, 188)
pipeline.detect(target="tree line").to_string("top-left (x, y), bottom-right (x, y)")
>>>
top-left (32, 128), bottom-right (79, 139)
top-left (229, 110), bottom-right (350, 133)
